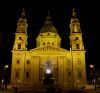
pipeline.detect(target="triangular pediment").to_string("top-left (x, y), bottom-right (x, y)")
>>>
top-left (30, 46), bottom-right (68, 53)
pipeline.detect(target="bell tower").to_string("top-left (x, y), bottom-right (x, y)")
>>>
top-left (36, 14), bottom-right (61, 48)
top-left (70, 8), bottom-right (84, 51)
top-left (13, 8), bottom-right (28, 50)
top-left (11, 9), bottom-right (28, 84)
top-left (69, 8), bottom-right (87, 86)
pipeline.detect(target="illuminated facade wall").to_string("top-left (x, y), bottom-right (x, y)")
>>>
top-left (11, 8), bottom-right (87, 87)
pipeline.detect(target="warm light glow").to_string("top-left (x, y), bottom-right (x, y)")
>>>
top-left (77, 80), bottom-right (80, 83)
top-left (18, 80), bottom-right (20, 83)
top-left (94, 79), bottom-right (96, 83)
top-left (90, 64), bottom-right (94, 68)
top-left (46, 68), bottom-right (51, 74)
top-left (4, 65), bottom-right (9, 69)
top-left (74, 26), bottom-right (77, 32)
top-left (2, 79), bottom-right (4, 83)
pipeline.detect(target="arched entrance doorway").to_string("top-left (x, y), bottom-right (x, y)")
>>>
top-left (42, 60), bottom-right (54, 84)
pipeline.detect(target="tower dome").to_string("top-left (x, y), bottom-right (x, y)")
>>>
top-left (40, 15), bottom-right (57, 33)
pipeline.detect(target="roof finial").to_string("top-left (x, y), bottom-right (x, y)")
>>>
top-left (21, 8), bottom-right (25, 17)
top-left (46, 10), bottom-right (51, 21)
top-left (72, 8), bottom-right (76, 17)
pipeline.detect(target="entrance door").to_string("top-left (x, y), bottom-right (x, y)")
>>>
top-left (42, 61), bottom-right (54, 84)
top-left (43, 73), bottom-right (54, 84)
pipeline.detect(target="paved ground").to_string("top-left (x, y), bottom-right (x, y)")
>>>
top-left (1, 88), bottom-right (100, 93)
top-left (0, 90), bottom-right (12, 93)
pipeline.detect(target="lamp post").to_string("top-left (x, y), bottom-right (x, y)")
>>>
top-left (4, 65), bottom-right (9, 69)
top-left (89, 64), bottom-right (97, 90)
top-left (77, 80), bottom-right (80, 88)
top-left (89, 64), bottom-right (94, 84)
top-left (89, 64), bottom-right (94, 69)
top-left (3, 64), bottom-right (9, 90)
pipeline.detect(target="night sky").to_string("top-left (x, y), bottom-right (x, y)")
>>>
top-left (0, 1), bottom-right (100, 78)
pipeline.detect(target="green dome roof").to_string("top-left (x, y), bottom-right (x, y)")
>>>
top-left (40, 15), bottom-right (57, 33)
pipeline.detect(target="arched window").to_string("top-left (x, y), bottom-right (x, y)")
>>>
top-left (26, 60), bottom-right (30, 64)
top-left (67, 72), bottom-right (71, 79)
top-left (43, 42), bottom-right (45, 45)
top-left (47, 42), bottom-right (50, 45)
top-left (19, 37), bottom-right (22, 40)
top-left (75, 37), bottom-right (78, 40)
top-left (52, 42), bottom-right (54, 46)
top-left (18, 44), bottom-right (21, 49)
top-left (76, 44), bottom-right (79, 49)
top-left (26, 72), bottom-right (30, 78)
top-left (16, 59), bottom-right (20, 64)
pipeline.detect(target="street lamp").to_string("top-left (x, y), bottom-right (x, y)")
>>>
top-left (1, 64), bottom-right (9, 90)
top-left (77, 80), bottom-right (80, 88)
top-left (89, 64), bottom-right (94, 69)
top-left (4, 65), bottom-right (9, 69)
top-left (89, 64), bottom-right (95, 84)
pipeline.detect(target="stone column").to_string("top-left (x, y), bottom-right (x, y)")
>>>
top-left (58, 56), bottom-right (64, 86)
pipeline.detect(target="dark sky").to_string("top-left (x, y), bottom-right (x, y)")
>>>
top-left (0, 1), bottom-right (100, 75)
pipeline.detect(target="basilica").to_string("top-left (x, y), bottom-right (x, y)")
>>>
top-left (11, 8), bottom-right (87, 88)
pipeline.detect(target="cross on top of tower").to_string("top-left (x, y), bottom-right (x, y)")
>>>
top-left (72, 8), bottom-right (76, 18)
top-left (21, 8), bottom-right (25, 18)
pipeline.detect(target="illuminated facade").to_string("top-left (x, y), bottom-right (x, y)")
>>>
top-left (11, 8), bottom-right (87, 87)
